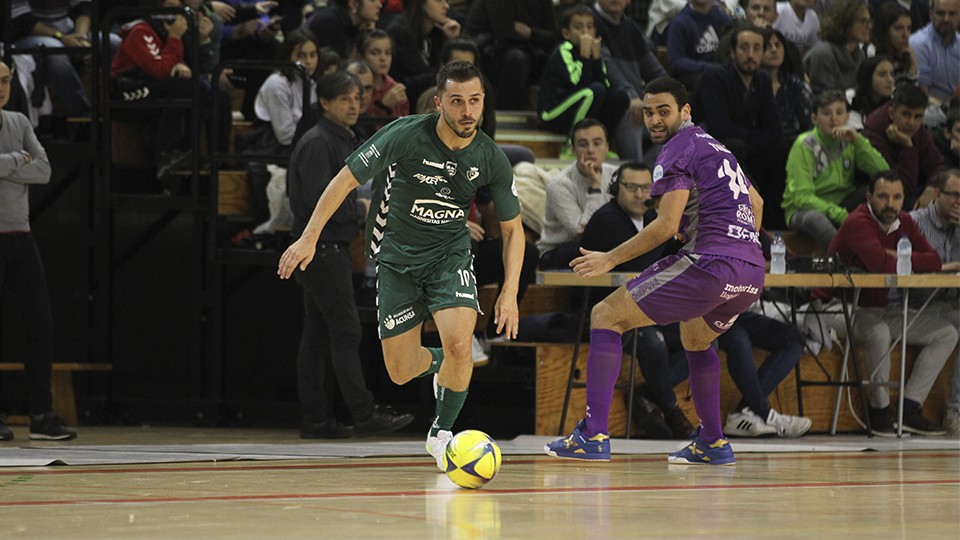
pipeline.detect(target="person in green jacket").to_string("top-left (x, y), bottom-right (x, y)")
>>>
top-left (782, 89), bottom-right (889, 251)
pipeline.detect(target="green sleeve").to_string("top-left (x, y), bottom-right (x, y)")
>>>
top-left (783, 137), bottom-right (848, 225)
top-left (345, 116), bottom-right (410, 182)
top-left (487, 147), bottom-right (521, 222)
top-left (851, 134), bottom-right (889, 176)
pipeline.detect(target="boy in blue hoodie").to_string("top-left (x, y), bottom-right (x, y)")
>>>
top-left (538, 5), bottom-right (629, 142)
top-left (666, 0), bottom-right (733, 91)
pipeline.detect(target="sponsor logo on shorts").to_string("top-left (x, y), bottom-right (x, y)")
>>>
top-left (719, 283), bottom-right (759, 300)
top-left (736, 204), bottom-right (755, 226)
top-left (445, 161), bottom-right (458, 177)
top-left (455, 291), bottom-right (475, 300)
top-left (653, 165), bottom-right (663, 182)
top-left (358, 144), bottom-right (380, 166)
top-left (423, 159), bottom-right (444, 169)
top-left (410, 199), bottom-right (466, 224)
top-left (713, 316), bottom-right (737, 331)
top-left (414, 173), bottom-right (447, 185)
top-left (383, 307), bottom-right (416, 330)
top-left (467, 167), bottom-right (479, 181)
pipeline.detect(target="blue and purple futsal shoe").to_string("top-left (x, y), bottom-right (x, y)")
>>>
top-left (668, 428), bottom-right (736, 465)
top-left (544, 419), bottom-right (611, 461)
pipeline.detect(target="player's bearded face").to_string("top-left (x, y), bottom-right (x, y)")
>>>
top-left (438, 78), bottom-right (485, 139)
top-left (643, 92), bottom-right (690, 144)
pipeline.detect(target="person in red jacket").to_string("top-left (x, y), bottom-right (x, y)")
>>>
top-left (821, 170), bottom-right (957, 436)
top-left (863, 84), bottom-right (946, 210)
top-left (110, 3), bottom-right (196, 181)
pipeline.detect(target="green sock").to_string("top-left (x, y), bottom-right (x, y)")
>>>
top-left (429, 384), bottom-right (468, 438)
top-left (416, 347), bottom-right (444, 378)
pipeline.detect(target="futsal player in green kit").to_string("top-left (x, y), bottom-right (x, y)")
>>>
top-left (278, 61), bottom-right (526, 468)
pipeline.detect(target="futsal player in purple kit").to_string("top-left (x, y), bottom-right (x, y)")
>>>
top-left (544, 76), bottom-right (766, 465)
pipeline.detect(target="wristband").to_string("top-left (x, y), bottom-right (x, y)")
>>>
top-left (54, 31), bottom-right (63, 39)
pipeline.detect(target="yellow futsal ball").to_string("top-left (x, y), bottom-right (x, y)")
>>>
top-left (443, 430), bottom-right (502, 489)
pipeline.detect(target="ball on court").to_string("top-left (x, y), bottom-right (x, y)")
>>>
top-left (443, 430), bottom-right (502, 489)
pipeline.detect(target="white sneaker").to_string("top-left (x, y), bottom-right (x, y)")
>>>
top-left (724, 407), bottom-right (777, 437)
top-left (766, 408), bottom-right (812, 438)
top-left (471, 335), bottom-right (489, 367)
top-left (943, 408), bottom-right (959, 438)
top-left (426, 429), bottom-right (453, 471)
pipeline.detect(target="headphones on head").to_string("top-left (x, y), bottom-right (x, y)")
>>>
top-left (609, 161), bottom-right (648, 197)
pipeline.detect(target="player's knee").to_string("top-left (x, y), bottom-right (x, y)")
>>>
top-left (382, 354), bottom-right (415, 385)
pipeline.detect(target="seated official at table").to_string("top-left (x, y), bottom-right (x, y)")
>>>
top-left (815, 170), bottom-right (957, 437)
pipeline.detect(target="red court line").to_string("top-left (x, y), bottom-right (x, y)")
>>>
top-left (0, 451), bottom-right (957, 476)
top-left (1, 478), bottom-right (957, 508)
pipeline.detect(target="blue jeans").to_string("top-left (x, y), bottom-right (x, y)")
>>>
top-left (14, 35), bottom-right (91, 116)
top-left (717, 311), bottom-right (805, 418)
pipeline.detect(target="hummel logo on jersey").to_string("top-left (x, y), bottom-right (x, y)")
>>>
top-left (444, 161), bottom-right (458, 177)
top-left (467, 167), bottom-right (479, 181)
top-left (423, 159), bottom-right (444, 169)
top-left (359, 144), bottom-right (380, 166)
top-left (694, 26), bottom-right (720, 55)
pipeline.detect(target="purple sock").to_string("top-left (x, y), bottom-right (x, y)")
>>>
top-left (686, 348), bottom-right (723, 442)
top-left (583, 329), bottom-right (623, 437)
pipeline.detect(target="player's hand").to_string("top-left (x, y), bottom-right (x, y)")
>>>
top-left (278, 237), bottom-right (316, 279)
top-left (886, 124), bottom-right (913, 147)
top-left (493, 293), bottom-right (520, 340)
top-left (466, 220), bottom-right (485, 242)
top-left (628, 97), bottom-right (644, 127)
top-left (570, 247), bottom-right (614, 277)
top-left (831, 126), bottom-right (858, 143)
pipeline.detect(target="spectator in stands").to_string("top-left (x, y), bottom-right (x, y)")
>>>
top-left (666, 0), bottom-right (734, 91)
top-left (579, 162), bottom-right (695, 440)
top-left (744, 0), bottom-right (779, 26)
top-left (822, 170), bottom-right (956, 436)
top-left (307, 0), bottom-right (382, 61)
top-left (869, 0), bottom-right (929, 33)
top-left (909, 0), bottom-right (960, 105)
top-left (10, 0), bottom-right (96, 118)
top-left (863, 83), bottom-right (945, 208)
top-left (0, 60), bottom-right (77, 442)
top-left (849, 55), bottom-right (896, 129)
top-left (464, 0), bottom-right (559, 110)
top-left (537, 5), bottom-right (630, 142)
top-left (803, 0), bottom-right (871, 94)
top-left (592, 0), bottom-right (668, 161)
top-left (870, 2), bottom-right (920, 84)
top-left (387, 0), bottom-right (462, 108)
top-left (774, 0), bottom-right (821, 54)
top-left (344, 60), bottom-right (378, 139)
top-left (111, 4), bottom-right (200, 180)
top-left (694, 23), bottom-right (788, 227)
top-left (538, 118), bottom-right (615, 270)
top-left (218, 0), bottom-right (283, 120)
top-left (253, 28), bottom-right (319, 155)
top-left (784, 90), bottom-right (889, 250)
top-left (934, 103), bottom-right (960, 167)
top-left (909, 168), bottom-right (960, 436)
top-left (358, 29), bottom-right (409, 120)
top-left (286, 70), bottom-right (414, 439)
top-left (761, 27), bottom-right (813, 142)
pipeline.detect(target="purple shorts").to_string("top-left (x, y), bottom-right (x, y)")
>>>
top-left (626, 253), bottom-right (765, 333)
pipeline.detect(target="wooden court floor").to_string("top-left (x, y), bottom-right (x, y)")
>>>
top-left (0, 427), bottom-right (958, 539)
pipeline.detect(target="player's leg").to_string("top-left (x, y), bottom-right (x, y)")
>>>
top-left (376, 261), bottom-right (444, 385)
top-left (380, 325), bottom-right (436, 384)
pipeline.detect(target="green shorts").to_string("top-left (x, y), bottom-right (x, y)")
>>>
top-left (376, 250), bottom-right (480, 339)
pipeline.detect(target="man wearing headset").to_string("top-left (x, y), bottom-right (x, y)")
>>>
top-left (538, 118), bottom-right (617, 270)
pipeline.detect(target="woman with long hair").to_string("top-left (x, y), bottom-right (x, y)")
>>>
top-left (386, 0), bottom-right (461, 106)
top-left (802, 0), bottom-right (871, 93)
top-left (849, 55), bottom-right (895, 129)
top-left (869, 2), bottom-right (918, 84)
top-left (761, 27), bottom-right (813, 142)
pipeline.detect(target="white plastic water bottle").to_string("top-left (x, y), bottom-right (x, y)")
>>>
top-left (896, 236), bottom-right (912, 275)
top-left (771, 233), bottom-right (786, 274)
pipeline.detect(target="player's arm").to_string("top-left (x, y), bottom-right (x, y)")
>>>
top-left (571, 189), bottom-right (688, 277)
top-left (277, 165), bottom-right (361, 279)
top-left (492, 215), bottom-right (524, 339)
top-left (748, 184), bottom-right (763, 232)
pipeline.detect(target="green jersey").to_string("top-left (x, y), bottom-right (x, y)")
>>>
top-left (346, 113), bottom-right (520, 265)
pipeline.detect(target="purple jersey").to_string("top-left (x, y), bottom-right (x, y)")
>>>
top-left (651, 125), bottom-right (765, 267)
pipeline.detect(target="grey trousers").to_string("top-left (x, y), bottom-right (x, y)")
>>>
top-left (789, 209), bottom-right (838, 253)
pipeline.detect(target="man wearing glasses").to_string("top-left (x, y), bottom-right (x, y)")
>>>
top-left (910, 168), bottom-right (960, 436)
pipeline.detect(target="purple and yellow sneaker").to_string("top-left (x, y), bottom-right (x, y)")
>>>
top-left (667, 430), bottom-right (736, 465)
top-left (544, 420), bottom-right (611, 461)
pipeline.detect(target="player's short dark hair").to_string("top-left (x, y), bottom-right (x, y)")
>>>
top-left (643, 76), bottom-right (689, 109)
top-left (814, 89), bottom-right (849, 112)
top-left (317, 70), bottom-right (359, 103)
top-left (561, 4), bottom-right (594, 30)
top-left (610, 161), bottom-right (650, 196)
top-left (570, 117), bottom-right (607, 146)
top-left (891, 83), bottom-right (928, 110)
top-left (436, 60), bottom-right (485, 95)
top-left (441, 38), bottom-right (480, 65)
top-left (868, 169), bottom-right (905, 193)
